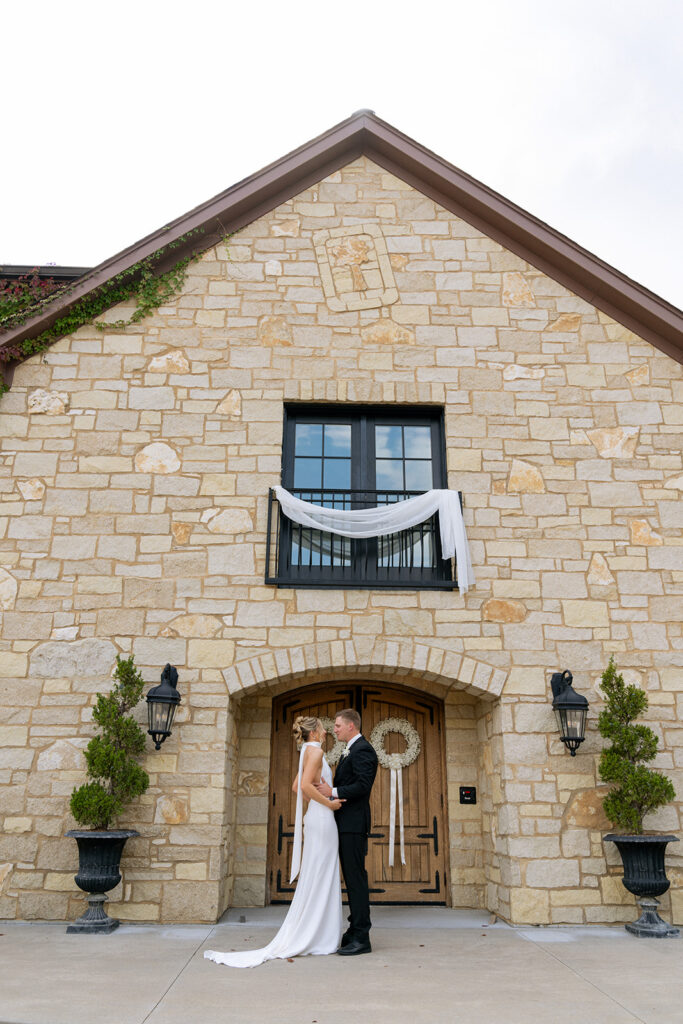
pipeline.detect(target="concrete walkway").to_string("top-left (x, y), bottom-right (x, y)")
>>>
top-left (1, 907), bottom-right (682, 1024)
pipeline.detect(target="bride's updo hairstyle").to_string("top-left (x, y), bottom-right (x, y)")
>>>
top-left (293, 715), bottom-right (322, 744)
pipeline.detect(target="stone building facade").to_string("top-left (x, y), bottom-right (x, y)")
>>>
top-left (1, 112), bottom-right (682, 927)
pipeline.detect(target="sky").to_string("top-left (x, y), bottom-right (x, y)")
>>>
top-left (3, 0), bottom-right (682, 308)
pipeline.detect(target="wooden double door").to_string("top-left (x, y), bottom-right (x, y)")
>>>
top-left (267, 682), bottom-right (448, 905)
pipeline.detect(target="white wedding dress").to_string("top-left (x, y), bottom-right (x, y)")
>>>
top-left (204, 741), bottom-right (342, 968)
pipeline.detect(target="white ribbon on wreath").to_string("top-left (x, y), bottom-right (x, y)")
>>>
top-left (369, 718), bottom-right (421, 867)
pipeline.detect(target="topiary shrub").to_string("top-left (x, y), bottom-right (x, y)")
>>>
top-left (70, 655), bottom-right (150, 830)
top-left (598, 656), bottom-right (675, 834)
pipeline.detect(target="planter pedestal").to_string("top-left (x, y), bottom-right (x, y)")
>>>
top-left (627, 896), bottom-right (679, 939)
top-left (67, 893), bottom-right (118, 934)
top-left (605, 834), bottom-right (679, 939)
top-left (66, 829), bottom-right (138, 935)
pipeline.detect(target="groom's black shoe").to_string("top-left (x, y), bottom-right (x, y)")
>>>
top-left (337, 938), bottom-right (371, 956)
top-left (340, 930), bottom-right (354, 948)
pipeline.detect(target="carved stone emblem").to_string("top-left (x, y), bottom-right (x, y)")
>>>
top-left (313, 224), bottom-right (397, 312)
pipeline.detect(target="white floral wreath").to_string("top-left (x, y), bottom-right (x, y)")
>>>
top-left (370, 717), bottom-right (421, 770)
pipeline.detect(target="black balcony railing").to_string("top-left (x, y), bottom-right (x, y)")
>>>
top-left (265, 489), bottom-right (459, 590)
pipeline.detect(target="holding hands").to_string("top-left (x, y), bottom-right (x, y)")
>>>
top-left (314, 780), bottom-right (344, 811)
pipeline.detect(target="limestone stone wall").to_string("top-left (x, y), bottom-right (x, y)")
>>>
top-left (1, 156), bottom-right (682, 925)
top-left (232, 694), bottom-right (271, 908)
top-left (445, 691), bottom-right (485, 909)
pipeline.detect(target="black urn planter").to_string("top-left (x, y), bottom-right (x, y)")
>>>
top-left (66, 830), bottom-right (139, 934)
top-left (605, 834), bottom-right (680, 938)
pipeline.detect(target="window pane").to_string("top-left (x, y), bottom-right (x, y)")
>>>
top-left (376, 491), bottom-right (401, 505)
top-left (324, 424), bottom-right (351, 457)
top-left (294, 458), bottom-right (322, 489)
top-left (280, 406), bottom-right (450, 586)
top-left (320, 534), bottom-right (352, 567)
top-left (291, 529), bottom-right (350, 567)
top-left (377, 528), bottom-right (434, 568)
top-left (405, 460), bottom-right (433, 490)
top-left (375, 425), bottom-right (403, 459)
top-left (404, 425), bottom-right (432, 458)
top-left (414, 530), bottom-right (434, 567)
top-left (291, 530), bottom-right (310, 567)
top-left (376, 459), bottom-right (404, 489)
top-left (295, 423), bottom-right (323, 456)
top-left (323, 459), bottom-right (351, 490)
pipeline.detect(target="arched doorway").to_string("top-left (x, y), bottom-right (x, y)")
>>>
top-left (267, 680), bottom-right (448, 905)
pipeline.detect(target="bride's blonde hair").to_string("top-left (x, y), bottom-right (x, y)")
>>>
top-left (293, 715), bottom-right (323, 744)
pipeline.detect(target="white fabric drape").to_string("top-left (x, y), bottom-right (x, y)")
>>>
top-left (273, 486), bottom-right (475, 592)
top-left (289, 742), bottom-right (307, 882)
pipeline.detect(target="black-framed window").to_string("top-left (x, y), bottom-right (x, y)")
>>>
top-left (267, 405), bottom-right (454, 589)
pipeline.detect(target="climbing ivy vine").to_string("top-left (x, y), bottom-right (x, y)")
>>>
top-left (0, 270), bottom-right (66, 326)
top-left (0, 227), bottom-right (224, 393)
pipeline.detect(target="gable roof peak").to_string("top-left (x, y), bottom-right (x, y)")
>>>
top-left (1, 112), bottom-right (682, 367)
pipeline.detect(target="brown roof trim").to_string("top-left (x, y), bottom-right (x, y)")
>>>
top-left (0, 265), bottom-right (92, 282)
top-left (2, 110), bottom-right (682, 365)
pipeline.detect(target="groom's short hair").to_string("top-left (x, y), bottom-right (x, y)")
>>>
top-left (336, 708), bottom-right (361, 730)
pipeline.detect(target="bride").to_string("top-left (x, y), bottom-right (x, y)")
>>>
top-left (204, 716), bottom-right (344, 968)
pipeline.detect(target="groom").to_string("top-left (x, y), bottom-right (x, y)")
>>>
top-left (315, 708), bottom-right (378, 956)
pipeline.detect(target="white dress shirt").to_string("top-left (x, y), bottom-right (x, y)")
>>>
top-left (332, 732), bottom-right (361, 799)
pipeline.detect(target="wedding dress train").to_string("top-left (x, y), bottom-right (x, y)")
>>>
top-left (204, 741), bottom-right (342, 968)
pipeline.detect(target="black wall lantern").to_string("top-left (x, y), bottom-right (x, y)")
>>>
top-left (146, 664), bottom-right (181, 750)
top-left (551, 670), bottom-right (588, 756)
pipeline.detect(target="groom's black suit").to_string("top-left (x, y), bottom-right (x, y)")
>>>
top-left (333, 735), bottom-right (378, 944)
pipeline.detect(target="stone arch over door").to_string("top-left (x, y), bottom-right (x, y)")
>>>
top-left (227, 643), bottom-right (508, 910)
top-left (222, 639), bottom-right (509, 702)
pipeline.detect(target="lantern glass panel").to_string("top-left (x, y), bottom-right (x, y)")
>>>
top-left (165, 703), bottom-right (178, 731)
top-left (563, 708), bottom-right (586, 740)
top-left (554, 706), bottom-right (565, 736)
top-left (148, 701), bottom-right (173, 734)
top-left (555, 706), bottom-right (587, 740)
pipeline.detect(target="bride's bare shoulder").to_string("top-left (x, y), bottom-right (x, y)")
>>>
top-left (302, 745), bottom-right (324, 773)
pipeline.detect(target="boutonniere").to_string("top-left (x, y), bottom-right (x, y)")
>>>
top-left (341, 746), bottom-right (350, 758)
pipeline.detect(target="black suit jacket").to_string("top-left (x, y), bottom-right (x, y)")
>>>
top-left (334, 735), bottom-right (378, 835)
